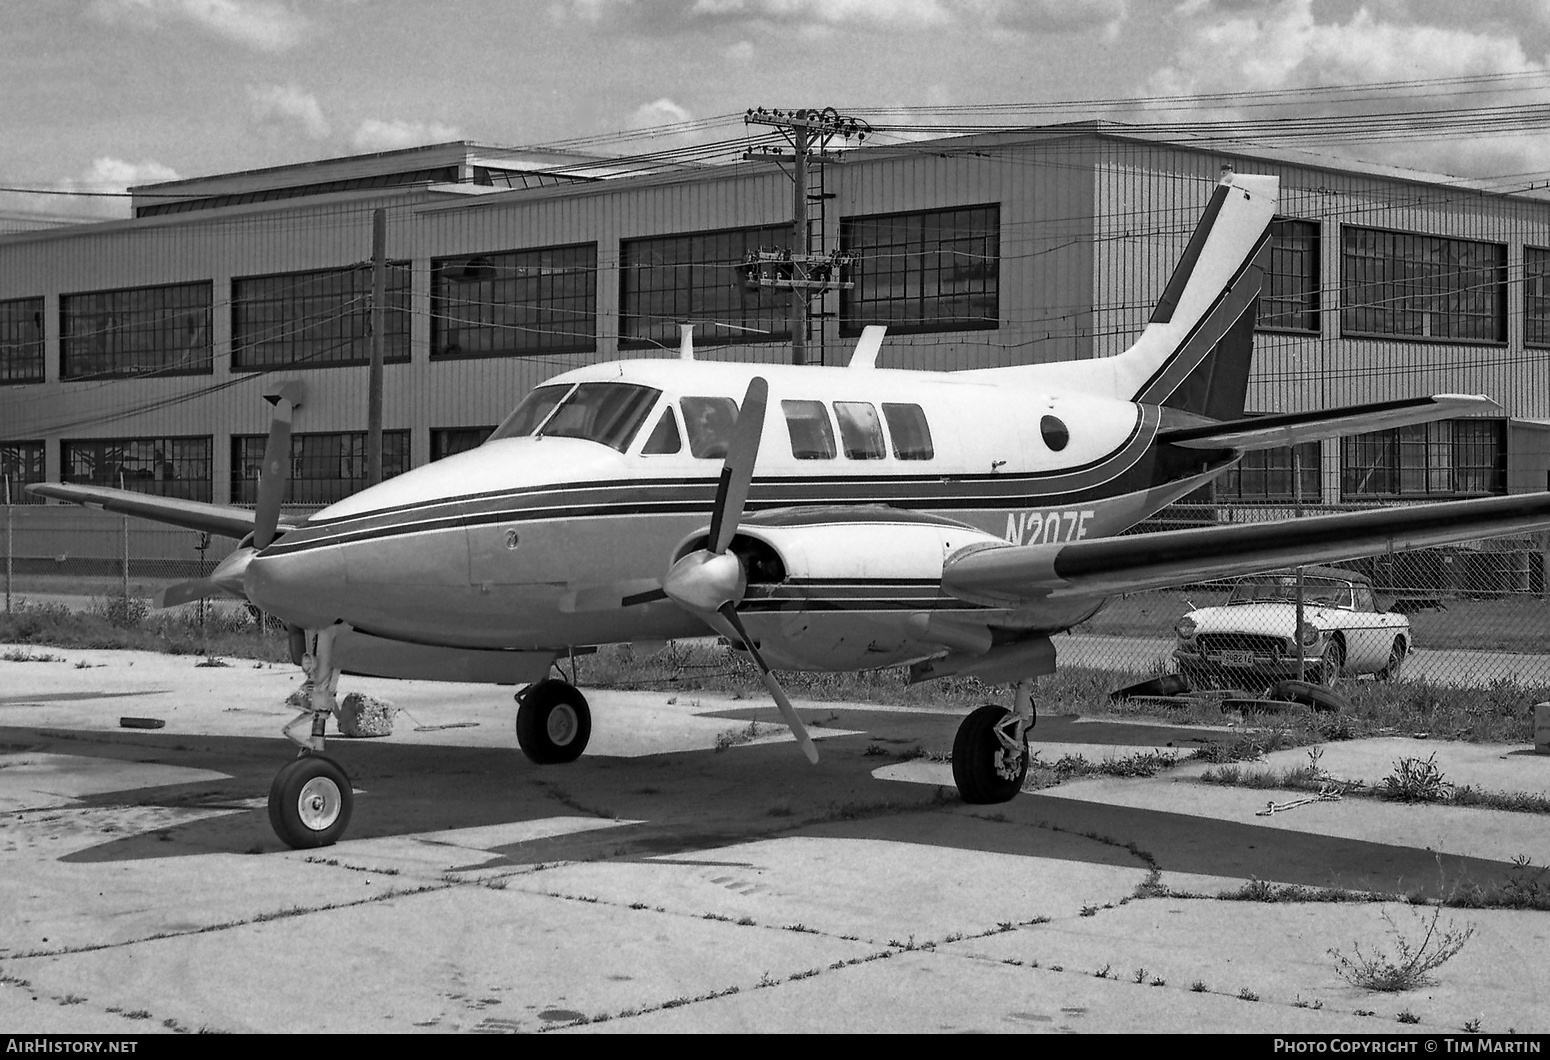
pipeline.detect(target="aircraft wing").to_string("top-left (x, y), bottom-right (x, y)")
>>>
top-left (1157, 394), bottom-right (1499, 451)
top-left (940, 492), bottom-right (1550, 606)
top-left (25, 482), bottom-right (277, 541)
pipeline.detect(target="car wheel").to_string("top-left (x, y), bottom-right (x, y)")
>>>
top-left (1378, 638), bottom-right (1406, 682)
top-left (1318, 640), bottom-right (1345, 687)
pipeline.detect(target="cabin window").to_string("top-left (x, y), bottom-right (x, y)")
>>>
top-left (641, 407), bottom-right (683, 455)
top-left (681, 396), bottom-right (740, 459)
top-left (834, 402), bottom-right (885, 460)
top-left (783, 400), bottom-right (836, 460)
top-left (1040, 415), bottom-right (1069, 452)
top-left (881, 403), bottom-right (933, 460)
top-left (489, 384), bottom-right (574, 441)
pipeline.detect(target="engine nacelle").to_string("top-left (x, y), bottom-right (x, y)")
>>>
top-left (688, 507), bottom-right (1007, 672)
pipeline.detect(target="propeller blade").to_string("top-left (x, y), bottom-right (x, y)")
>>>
top-left (153, 546), bottom-right (256, 608)
top-left (713, 603), bottom-right (818, 765)
top-left (253, 382), bottom-right (303, 551)
top-left (706, 376), bottom-right (767, 556)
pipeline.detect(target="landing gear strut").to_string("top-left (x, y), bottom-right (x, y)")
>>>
top-left (515, 678), bottom-right (592, 764)
top-left (952, 679), bottom-right (1036, 804)
top-left (268, 624), bottom-right (356, 849)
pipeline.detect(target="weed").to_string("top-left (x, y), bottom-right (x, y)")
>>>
top-left (1463, 1017), bottom-right (1482, 1033)
top-left (735, 916), bottom-right (755, 926)
top-left (1132, 967), bottom-right (1148, 984)
top-left (1094, 964), bottom-right (1111, 979)
top-left (1397, 1010), bottom-right (1421, 1025)
top-left (1191, 980), bottom-right (1208, 993)
top-left (1381, 754), bottom-right (1453, 803)
top-left (1150, 976), bottom-right (1165, 987)
top-left (1237, 988), bottom-right (1259, 1002)
top-left (1328, 904), bottom-right (1475, 992)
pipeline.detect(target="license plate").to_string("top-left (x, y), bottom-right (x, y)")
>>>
top-left (1210, 650), bottom-right (1255, 667)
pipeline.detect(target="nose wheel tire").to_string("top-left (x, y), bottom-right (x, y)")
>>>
top-left (516, 679), bottom-right (592, 764)
top-left (952, 704), bottom-right (1029, 804)
top-left (269, 755), bottom-right (353, 849)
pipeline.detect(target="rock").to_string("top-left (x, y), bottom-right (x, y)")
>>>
top-left (337, 692), bottom-right (396, 737)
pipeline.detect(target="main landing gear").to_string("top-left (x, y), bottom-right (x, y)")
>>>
top-left (514, 678), bottom-right (592, 764)
top-left (952, 680), bottom-right (1036, 804)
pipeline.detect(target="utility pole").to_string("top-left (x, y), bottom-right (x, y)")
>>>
top-left (367, 208), bottom-right (386, 487)
top-left (744, 108), bottom-right (870, 365)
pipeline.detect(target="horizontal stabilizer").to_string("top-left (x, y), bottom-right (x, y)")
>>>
top-left (25, 483), bottom-right (282, 541)
top-left (1159, 395), bottom-right (1500, 451)
top-left (943, 491), bottom-right (1550, 605)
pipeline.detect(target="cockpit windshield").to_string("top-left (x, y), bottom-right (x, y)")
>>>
top-left (488, 382), bottom-right (662, 452)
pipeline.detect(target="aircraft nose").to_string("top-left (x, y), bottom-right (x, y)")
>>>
top-left (244, 546), bottom-right (349, 630)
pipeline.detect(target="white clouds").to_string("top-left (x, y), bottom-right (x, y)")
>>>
top-left (11, 157), bottom-right (183, 220)
top-left (563, 0), bottom-right (1126, 34)
top-left (248, 83), bottom-right (329, 139)
top-left (351, 118), bottom-right (463, 152)
top-left (627, 98), bottom-right (694, 128)
top-left (1148, 0), bottom-right (1550, 175)
top-left (91, 0), bottom-right (310, 52)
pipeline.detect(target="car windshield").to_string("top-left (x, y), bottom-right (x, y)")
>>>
top-left (1227, 577), bottom-right (1353, 608)
top-left (488, 382), bottom-right (661, 452)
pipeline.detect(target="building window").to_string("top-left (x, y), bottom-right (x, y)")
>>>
top-left (841, 204), bottom-right (999, 335)
top-left (431, 427), bottom-right (494, 461)
top-left (1341, 420), bottom-right (1505, 499)
top-left (231, 430), bottom-right (409, 505)
top-left (1259, 219), bottom-right (1319, 332)
top-left (1216, 442), bottom-right (1321, 503)
top-left (0, 297), bottom-right (44, 384)
top-left (1, 441), bottom-right (44, 503)
top-left (620, 224), bottom-right (791, 348)
top-left (61, 437), bottom-right (212, 501)
top-left (60, 282), bottom-right (213, 379)
top-left (1525, 246), bottom-right (1550, 347)
top-left (232, 264), bottom-right (410, 371)
top-left (1340, 227), bottom-right (1505, 342)
top-left (432, 244), bottom-right (595, 358)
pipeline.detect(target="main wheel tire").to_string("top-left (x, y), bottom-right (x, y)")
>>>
top-left (1378, 638), bottom-right (1406, 682)
top-left (1318, 640), bottom-right (1345, 687)
top-left (268, 755), bottom-right (353, 849)
top-left (952, 704), bottom-right (1028, 804)
top-left (516, 679), bottom-right (591, 764)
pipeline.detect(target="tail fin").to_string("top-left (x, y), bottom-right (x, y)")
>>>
top-left (1112, 171), bottom-right (1278, 421)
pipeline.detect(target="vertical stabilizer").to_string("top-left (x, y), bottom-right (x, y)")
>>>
top-left (1113, 171), bottom-right (1278, 419)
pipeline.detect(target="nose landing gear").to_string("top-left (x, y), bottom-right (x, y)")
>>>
top-left (268, 624), bottom-right (356, 850)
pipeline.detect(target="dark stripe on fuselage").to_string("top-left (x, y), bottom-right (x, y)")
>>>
top-left (260, 408), bottom-right (1239, 559)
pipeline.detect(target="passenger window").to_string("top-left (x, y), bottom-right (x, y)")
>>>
top-left (640, 407), bottom-right (682, 455)
top-left (882, 402), bottom-right (933, 460)
top-left (834, 402), bottom-right (885, 460)
top-left (782, 400), bottom-right (836, 460)
top-left (681, 396), bottom-right (739, 459)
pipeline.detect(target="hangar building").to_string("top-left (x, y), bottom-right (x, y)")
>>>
top-left (4, 125), bottom-right (1550, 522)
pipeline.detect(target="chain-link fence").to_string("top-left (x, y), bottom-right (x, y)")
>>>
top-left (4, 499), bottom-right (1547, 692)
top-left (1064, 503), bottom-right (1550, 693)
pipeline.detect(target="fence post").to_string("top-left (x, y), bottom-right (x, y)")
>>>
top-left (1542, 531), bottom-right (1549, 603)
top-left (4, 475), bottom-right (12, 615)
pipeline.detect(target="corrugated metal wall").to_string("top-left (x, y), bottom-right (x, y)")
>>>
top-left (4, 130), bottom-right (1550, 504)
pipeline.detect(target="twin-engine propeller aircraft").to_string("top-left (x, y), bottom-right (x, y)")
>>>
top-left (31, 172), bottom-right (1550, 848)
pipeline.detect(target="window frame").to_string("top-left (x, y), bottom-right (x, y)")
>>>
top-left (61, 435), bottom-right (213, 502)
top-left (230, 430), bottom-right (410, 505)
top-left (840, 203), bottom-right (1000, 336)
top-left (0, 296), bottom-right (45, 384)
top-left (231, 263), bottom-right (411, 372)
top-left (1, 440), bottom-right (45, 503)
top-left (1339, 225), bottom-right (1506, 344)
top-left (1258, 218), bottom-right (1320, 334)
top-left (431, 242), bottom-right (597, 359)
top-left (1340, 419), bottom-right (1506, 500)
top-left (60, 281), bottom-right (214, 379)
top-left (619, 224), bottom-right (793, 349)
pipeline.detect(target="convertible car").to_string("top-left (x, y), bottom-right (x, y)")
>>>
top-left (1172, 567), bottom-right (1411, 690)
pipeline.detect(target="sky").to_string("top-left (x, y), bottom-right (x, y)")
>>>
top-left (6, 0), bottom-right (1550, 220)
